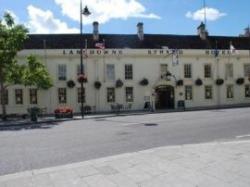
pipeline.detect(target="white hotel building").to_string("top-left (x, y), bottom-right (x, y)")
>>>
top-left (1, 22), bottom-right (250, 115)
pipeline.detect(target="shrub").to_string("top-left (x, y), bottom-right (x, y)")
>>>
top-left (236, 78), bottom-right (244, 85)
top-left (139, 78), bottom-right (149, 86)
top-left (67, 80), bottom-right (75, 88)
top-left (195, 78), bottom-right (203, 86)
top-left (94, 81), bottom-right (102, 89)
top-left (116, 79), bottom-right (123, 88)
top-left (215, 78), bottom-right (224, 86)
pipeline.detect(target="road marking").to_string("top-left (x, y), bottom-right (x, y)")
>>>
top-left (236, 134), bottom-right (250, 139)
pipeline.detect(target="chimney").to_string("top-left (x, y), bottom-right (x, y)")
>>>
top-left (197, 22), bottom-right (208, 40)
top-left (137, 22), bottom-right (144, 41)
top-left (93, 21), bottom-right (99, 41)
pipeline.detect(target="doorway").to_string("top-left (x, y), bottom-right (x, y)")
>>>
top-left (155, 85), bottom-right (175, 109)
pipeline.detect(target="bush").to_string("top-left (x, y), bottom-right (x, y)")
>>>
top-left (139, 78), bottom-right (149, 86)
top-left (236, 78), bottom-right (244, 85)
top-left (67, 80), bottom-right (75, 88)
top-left (94, 81), bottom-right (102, 89)
top-left (116, 79), bottom-right (123, 88)
top-left (215, 78), bottom-right (224, 86)
top-left (195, 78), bottom-right (203, 86)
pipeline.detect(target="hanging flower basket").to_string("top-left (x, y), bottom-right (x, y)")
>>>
top-left (77, 74), bottom-right (87, 83)
top-left (94, 81), bottom-right (102, 89)
top-left (67, 80), bottom-right (76, 88)
top-left (176, 80), bottom-right (183, 86)
top-left (215, 78), bottom-right (224, 86)
top-left (116, 79), bottom-right (123, 88)
top-left (195, 78), bottom-right (203, 86)
top-left (139, 78), bottom-right (149, 86)
top-left (236, 78), bottom-right (244, 85)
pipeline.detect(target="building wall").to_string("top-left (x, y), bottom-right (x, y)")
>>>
top-left (1, 49), bottom-right (250, 115)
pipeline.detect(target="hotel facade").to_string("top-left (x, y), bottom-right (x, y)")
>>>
top-left (1, 23), bottom-right (250, 115)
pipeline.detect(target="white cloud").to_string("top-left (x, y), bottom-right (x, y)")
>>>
top-left (27, 5), bottom-right (79, 33)
top-left (54, 0), bottom-right (161, 25)
top-left (186, 7), bottom-right (226, 21)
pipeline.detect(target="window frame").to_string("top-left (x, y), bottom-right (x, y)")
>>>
top-left (0, 89), bottom-right (8, 105)
top-left (184, 64), bottom-right (192, 78)
top-left (29, 88), bottom-right (38, 104)
top-left (58, 64), bottom-right (67, 81)
top-left (245, 85), bottom-right (250, 98)
top-left (58, 88), bottom-right (67, 104)
top-left (205, 85), bottom-right (213, 99)
top-left (15, 89), bottom-right (23, 105)
top-left (125, 87), bottom-right (134, 102)
top-left (107, 87), bottom-right (115, 103)
top-left (226, 85), bottom-right (234, 99)
top-left (185, 85), bottom-right (193, 100)
top-left (125, 64), bottom-right (133, 80)
top-left (77, 87), bottom-right (86, 103)
top-left (106, 64), bottom-right (115, 81)
top-left (204, 64), bottom-right (212, 78)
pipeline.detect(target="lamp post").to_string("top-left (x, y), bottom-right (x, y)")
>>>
top-left (79, 0), bottom-right (91, 118)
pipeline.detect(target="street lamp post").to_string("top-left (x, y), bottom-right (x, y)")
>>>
top-left (80, 0), bottom-right (91, 118)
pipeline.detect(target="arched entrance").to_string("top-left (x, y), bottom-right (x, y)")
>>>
top-left (155, 85), bottom-right (175, 109)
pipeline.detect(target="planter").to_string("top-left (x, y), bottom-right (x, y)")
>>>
top-left (195, 78), bottom-right (203, 86)
top-left (236, 78), bottom-right (244, 85)
top-left (176, 80), bottom-right (183, 86)
top-left (94, 81), bottom-right (102, 89)
top-left (67, 80), bottom-right (75, 88)
top-left (116, 79), bottom-right (123, 88)
top-left (215, 78), bottom-right (224, 86)
top-left (139, 78), bottom-right (149, 86)
top-left (78, 74), bottom-right (87, 83)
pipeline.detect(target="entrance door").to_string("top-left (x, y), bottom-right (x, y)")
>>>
top-left (155, 85), bottom-right (175, 109)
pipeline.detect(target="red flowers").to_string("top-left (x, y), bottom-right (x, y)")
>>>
top-left (78, 74), bottom-right (88, 83)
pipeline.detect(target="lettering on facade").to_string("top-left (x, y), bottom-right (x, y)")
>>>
top-left (205, 50), bottom-right (232, 56)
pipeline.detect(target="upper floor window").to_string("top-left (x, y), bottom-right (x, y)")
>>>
top-left (204, 64), bottom-right (212, 78)
top-left (225, 64), bottom-right (233, 79)
top-left (244, 64), bottom-right (250, 77)
top-left (15, 89), bottom-right (23, 104)
top-left (185, 86), bottom-right (193, 100)
top-left (58, 88), bottom-right (67, 104)
top-left (205, 86), bottom-right (213, 99)
top-left (125, 64), bottom-right (133, 80)
top-left (0, 89), bottom-right (8, 105)
top-left (184, 64), bottom-right (192, 78)
top-left (30, 89), bottom-right (38, 104)
top-left (125, 87), bottom-right (134, 102)
top-left (58, 64), bottom-right (67, 80)
top-left (160, 64), bottom-right (168, 79)
top-left (106, 64), bottom-right (115, 81)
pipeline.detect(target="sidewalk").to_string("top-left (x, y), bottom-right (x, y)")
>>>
top-left (0, 140), bottom-right (250, 187)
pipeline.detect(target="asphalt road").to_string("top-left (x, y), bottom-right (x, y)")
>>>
top-left (0, 107), bottom-right (250, 176)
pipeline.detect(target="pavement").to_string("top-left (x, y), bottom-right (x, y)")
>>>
top-left (0, 140), bottom-right (250, 187)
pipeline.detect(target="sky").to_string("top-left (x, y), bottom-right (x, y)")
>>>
top-left (0, 0), bottom-right (249, 36)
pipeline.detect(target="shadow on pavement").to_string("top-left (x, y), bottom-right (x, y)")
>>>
top-left (0, 122), bottom-right (60, 131)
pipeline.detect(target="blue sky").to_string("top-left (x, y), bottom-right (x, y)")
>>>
top-left (0, 0), bottom-right (249, 36)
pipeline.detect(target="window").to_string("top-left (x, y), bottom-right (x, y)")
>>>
top-left (244, 64), bottom-right (250, 77)
top-left (0, 89), bottom-right (8, 105)
top-left (205, 86), bottom-right (213, 99)
top-left (30, 89), bottom-right (38, 104)
top-left (106, 64), bottom-right (115, 81)
top-left (245, 85), bottom-right (250, 98)
top-left (185, 86), bottom-right (193, 100)
top-left (160, 64), bottom-right (168, 79)
top-left (15, 89), bottom-right (23, 104)
top-left (77, 88), bottom-right (85, 103)
top-left (226, 85), bottom-right (234, 99)
top-left (58, 88), bottom-right (67, 104)
top-left (58, 64), bottom-right (67, 80)
top-left (125, 64), bottom-right (133, 80)
top-left (77, 64), bottom-right (85, 76)
top-left (204, 64), bottom-right (212, 78)
top-left (107, 88), bottom-right (115, 102)
top-left (125, 87), bottom-right (134, 102)
top-left (184, 64), bottom-right (192, 78)
top-left (225, 64), bottom-right (233, 79)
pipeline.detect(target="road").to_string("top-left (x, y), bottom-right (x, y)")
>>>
top-left (0, 107), bottom-right (250, 176)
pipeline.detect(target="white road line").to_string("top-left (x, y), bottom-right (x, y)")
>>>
top-left (236, 134), bottom-right (250, 139)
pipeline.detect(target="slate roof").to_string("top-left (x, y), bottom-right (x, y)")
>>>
top-left (23, 34), bottom-right (250, 50)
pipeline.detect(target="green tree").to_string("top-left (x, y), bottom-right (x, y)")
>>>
top-left (0, 12), bottom-right (53, 120)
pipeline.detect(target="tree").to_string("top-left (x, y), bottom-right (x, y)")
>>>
top-left (0, 12), bottom-right (53, 120)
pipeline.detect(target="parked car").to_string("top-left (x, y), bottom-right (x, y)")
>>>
top-left (54, 106), bottom-right (73, 118)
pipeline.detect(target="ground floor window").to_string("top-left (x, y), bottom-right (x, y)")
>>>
top-left (205, 86), bottom-right (213, 99)
top-left (226, 85), bottom-right (234, 99)
top-left (0, 89), bottom-right (8, 105)
top-left (30, 89), bottom-right (38, 104)
top-left (185, 86), bottom-right (193, 100)
top-left (245, 85), bottom-right (250, 98)
top-left (107, 88), bottom-right (115, 102)
top-left (15, 89), bottom-right (23, 104)
top-left (58, 88), bottom-right (67, 104)
top-left (125, 87), bottom-right (134, 102)
top-left (77, 87), bottom-right (85, 103)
